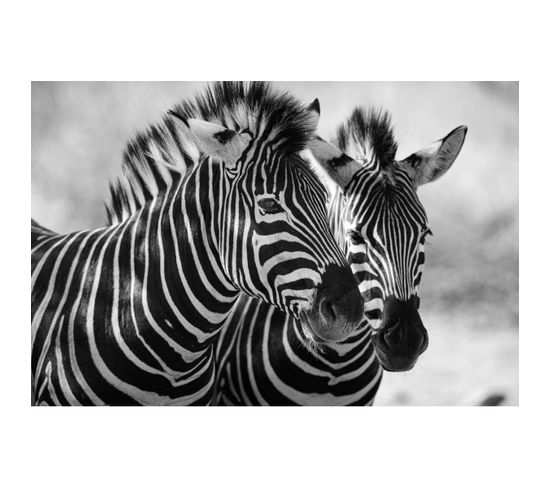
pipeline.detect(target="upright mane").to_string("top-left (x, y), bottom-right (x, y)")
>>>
top-left (106, 81), bottom-right (317, 224)
top-left (334, 107), bottom-right (397, 168)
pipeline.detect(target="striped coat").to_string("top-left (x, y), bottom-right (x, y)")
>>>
top-left (31, 82), bottom-right (364, 405)
top-left (214, 107), bottom-right (467, 405)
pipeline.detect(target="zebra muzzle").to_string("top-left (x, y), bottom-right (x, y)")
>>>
top-left (302, 264), bottom-right (363, 343)
top-left (372, 295), bottom-right (429, 371)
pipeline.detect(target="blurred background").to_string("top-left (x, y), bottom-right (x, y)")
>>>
top-left (31, 82), bottom-right (518, 405)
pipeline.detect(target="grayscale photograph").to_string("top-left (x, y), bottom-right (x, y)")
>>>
top-left (31, 81), bottom-right (518, 406)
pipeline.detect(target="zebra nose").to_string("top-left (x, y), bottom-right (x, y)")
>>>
top-left (319, 288), bottom-right (363, 329)
top-left (312, 264), bottom-right (364, 341)
top-left (319, 297), bottom-right (337, 324)
top-left (381, 320), bottom-right (428, 359)
top-left (382, 321), bottom-right (407, 348)
top-left (378, 296), bottom-right (428, 355)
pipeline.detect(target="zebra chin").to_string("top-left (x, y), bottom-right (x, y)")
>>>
top-left (370, 295), bottom-right (429, 372)
top-left (296, 264), bottom-right (363, 344)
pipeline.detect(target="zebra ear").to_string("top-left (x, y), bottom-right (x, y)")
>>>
top-left (398, 125), bottom-right (467, 187)
top-left (169, 111), bottom-right (251, 168)
top-left (300, 137), bottom-right (363, 191)
top-left (306, 98), bottom-right (321, 129)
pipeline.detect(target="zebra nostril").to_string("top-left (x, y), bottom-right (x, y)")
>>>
top-left (383, 321), bottom-right (402, 346)
top-left (365, 309), bottom-right (382, 322)
top-left (319, 298), bottom-right (336, 324)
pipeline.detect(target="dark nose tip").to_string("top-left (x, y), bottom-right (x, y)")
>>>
top-left (379, 296), bottom-right (428, 353)
top-left (320, 297), bottom-right (337, 324)
top-left (382, 321), bottom-right (415, 350)
top-left (312, 264), bottom-right (363, 341)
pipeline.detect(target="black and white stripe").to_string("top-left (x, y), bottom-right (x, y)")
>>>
top-left (31, 82), bottom-right (360, 406)
top-left (214, 107), bottom-right (467, 405)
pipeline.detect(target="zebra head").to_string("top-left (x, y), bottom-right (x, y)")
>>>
top-left (168, 83), bottom-right (363, 343)
top-left (306, 107), bottom-right (467, 370)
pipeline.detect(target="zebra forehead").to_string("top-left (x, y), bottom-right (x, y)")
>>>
top-left (347, 186), bottom-right (428, 231)
top-left (251, 156), bottom-right (327, 198)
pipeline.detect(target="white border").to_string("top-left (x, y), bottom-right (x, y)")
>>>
top-left (3, 0), bottom-right (547, 486)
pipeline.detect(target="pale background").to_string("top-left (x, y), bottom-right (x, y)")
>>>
top-left (31, 81), bottom-right (519, 405)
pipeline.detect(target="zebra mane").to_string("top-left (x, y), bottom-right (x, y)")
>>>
top-left (334, 107), bottom-right (398, 169)
top-left (106, 81), bottom-right (317, 224)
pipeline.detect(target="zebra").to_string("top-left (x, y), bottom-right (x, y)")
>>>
top-left (31, 82), bottom-right (365, 406)
top-left (213, 107), bottom-right (467, 405)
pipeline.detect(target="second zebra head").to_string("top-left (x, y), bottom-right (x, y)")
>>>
top-left (304, 107), bottom-right (467, 371)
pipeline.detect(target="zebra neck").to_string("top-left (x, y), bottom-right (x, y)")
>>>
top-left (124, 162), bottom-right (240, 339)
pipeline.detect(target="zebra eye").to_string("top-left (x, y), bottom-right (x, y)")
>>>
top-left (258, 198), bottom-right (283, 215)
top-left (347, 229), bottom-right (365, 245)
